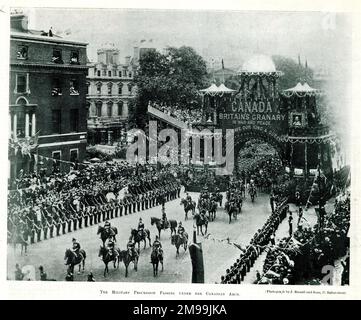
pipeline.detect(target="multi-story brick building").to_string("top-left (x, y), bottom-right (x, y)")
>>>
top-left (87, 43), bottom-right (137, 145)
top-left (9, 13), bottom-right (88, 178)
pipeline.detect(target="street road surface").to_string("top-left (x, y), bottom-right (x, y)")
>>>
top-left (7, 191), bottom-right (273, 283)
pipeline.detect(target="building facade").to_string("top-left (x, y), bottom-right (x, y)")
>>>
top-left (9, 14), bottom-right (88, 179)
top-left (87, 44), bottom-right (137, 145)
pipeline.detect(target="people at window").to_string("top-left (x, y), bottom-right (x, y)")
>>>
top-left (17, 46), bottom-right (28, 59)
top-left (69, 80), bottom-right (79, 95)
top-left (70, 52), bottom-right (79, 64)
top-left (52, 50), bottom-right (63, 64)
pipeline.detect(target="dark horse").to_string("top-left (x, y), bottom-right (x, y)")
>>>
top-left (180, 198), bottom-right (196, 220)
top-left (171, 233), bottom-right (188, 257)
top-left (130, 228), bottom-right (152, 250)
top-left (11, 229), bottom-right (29, 255)
top-left (213, 193), bottom-right (223, 207)
top-left (64, 248), bottom-right (86, 274)
top-left (150, 217), bottom-right (177, 239)
top-left (150, 248), bottom-right (164, 277)
top-left (224, 201), bottom-right (239, 224)
top-left (98, 246), bottom-right (120, 277)
top-left (119, 249), bottom-right (139, 277)
top-left (193, 213), bottom-right (208, 236)
top-left (97, 226), bottom-right (118, 247)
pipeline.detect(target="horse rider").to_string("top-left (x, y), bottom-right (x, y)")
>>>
top-left (152, 235), bottom-right (163, 255)
top-left (161, 207), bottom-right (168, 229)
top-left (71, 238), bottom-right (81, 259)
top-left (177, 221), bottom-right (185, 240)
top-left (186, 193), bottom-right (192, 204)
top-left (200, 209), bottom-right (207, 222)
top-left (107, 238), bottom-right (118, 258)
top-left (104, 220), bottom-right (115, 241)
top-left (127, 239), bottom-right (136, 259)
top-left (138, 218), bottom-right (145, 238)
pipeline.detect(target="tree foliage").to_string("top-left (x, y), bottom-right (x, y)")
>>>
top-left (129, 46), bottom-right (208, 129)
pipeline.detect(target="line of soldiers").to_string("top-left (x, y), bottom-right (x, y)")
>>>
top-left (8, 180), bottom-right (181, 245)
top-left (221, 199), bottom-right (288, 284)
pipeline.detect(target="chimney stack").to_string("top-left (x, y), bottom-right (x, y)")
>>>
top-left (11, 14), bottom-right (28, 31)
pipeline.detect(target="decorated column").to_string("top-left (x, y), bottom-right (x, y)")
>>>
top-left (25, 112), bottom-right (30, 137)
top-left (31, 113), bottom-right (36, 136)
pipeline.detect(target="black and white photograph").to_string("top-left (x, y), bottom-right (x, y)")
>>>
top-left (1, 0), bottom-right (360, 300)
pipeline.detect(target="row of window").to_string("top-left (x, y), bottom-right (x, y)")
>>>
top-left (52, 149), bottom-right (79, 172)
top-left (52, 78), bottom-right (80, 96)
top-left (93, 68), bottom-right (133, 78)
top-left (16, 45), bottom-right (80, 65)
top-left (94, 82), bottom-right (133, 95)
top-left (93, 101), bottom-right (124, 117)
top-left (51, 109), bottom-right (79, 134)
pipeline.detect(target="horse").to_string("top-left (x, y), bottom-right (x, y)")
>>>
top-left (180, 198), bottom-right (196, 220)
top-left (208, 201), bottom-right (218, 222)
top-left (130, 228), bottom-right (152, 251)
top-left (224, 202), bottom-right (239, 224)
top-left (193, 213), bottom-right (208, 236)
top-left (98, 246), bottom-right (120, 277)
top-left (10, 229), bottom-right (29, 255)
top-left (171, 233), bottom-right (188, 257)
top-left (150, 217), bottom-right (177, 239)
top-left (119, 249), bottom-right (139, 278)
top-left (97, 226), bottom-right (118, 246)
top-left (150, 248), bottom-right (164, 277)
top-left (64, 248), bottom-right (86, 275)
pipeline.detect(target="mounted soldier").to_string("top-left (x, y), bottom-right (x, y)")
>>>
top-left (152, 235), bottom-right (163, 256)
top-left (177, 221), bottom-right (185, 240)
top-left (106, 238), bottom-right (118, 259)
top-left (71, 238), bottom-right (81, 259)
top-left (126, 239), bottom-right (136, 259)
top-left (137, 218), bottom-right (145, 238)
top-left (104, 220), bottom-right (116, 241)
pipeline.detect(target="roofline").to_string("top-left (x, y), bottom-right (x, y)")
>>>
top-left (10, 32), bottom-right (88, 47)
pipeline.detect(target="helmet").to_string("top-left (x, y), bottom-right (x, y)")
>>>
top-left (179, 221), bottom-right (182, 225)
top-left (139, 218), bottom-right (142, 221)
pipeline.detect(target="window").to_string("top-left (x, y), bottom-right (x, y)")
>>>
top-left (118, 71), bottom-right (122, 77)
top-left (52, 49), bottom-right (63, 64)
top-left (70, 149), bottom-right (79, 163)
top-left (96, 102), bottom-right (102, 117)
top-left (107, 83), bottom-right (112, 95)
top-left (96, 83), bottom-right (102, 95)
top-left (17, 45), bottom-right (28, 59)
top-left (128, 72), bottom-right (132, 78)
top-left (108, 70), bottom-right (111, 77)
top-left (52, 78), bottom-right (62, 96)
top-left (127, 83), bottom-right (133, 94)
top-left (117, 102), bottom-right (123, 116)
top-left (97, 70), bottom-right (101, 77)
top-left (52, 151), bottom-right (61, 173)
top-left (123, 69), bottom-right (127, 77)
top-left (52, 110), bottom-right (61, 134)
top-left (107, 102), bottom-right (113, 117)
top-left (16, 74), bottom-right (27, 93)
top-left (118, 84), bottom-right (122, 95)
top-left (70, 79), bottom-right (79, 95)
top-left (86, 82), bottom-right (90, 95)
top-left (70, 51), bottom-right (79, 64)
top-left (70, 109), bottom-right (79, 132)
top-left (102, 70), bottom-right (107, 76)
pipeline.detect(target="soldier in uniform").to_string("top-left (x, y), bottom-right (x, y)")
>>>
top-left (71, 238), bottom-right (81, 259)
top-left (138, 218), bottom-right (145, 238)
top-left (152, 235), bottom-right (163, 259)
top-left (177, 221), bottom-right (185, 240)
top-left (161, 207), bottom-right (168, 229)
top-left (127, 239), bottom-right (136, 259)
top-left (104, 220), bottom-right (115, 241)
top-left (106, 238), bottom-right (118, 258)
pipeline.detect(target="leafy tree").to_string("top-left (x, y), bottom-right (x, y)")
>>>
top-left (129, 46), bottom-right (209, 129)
